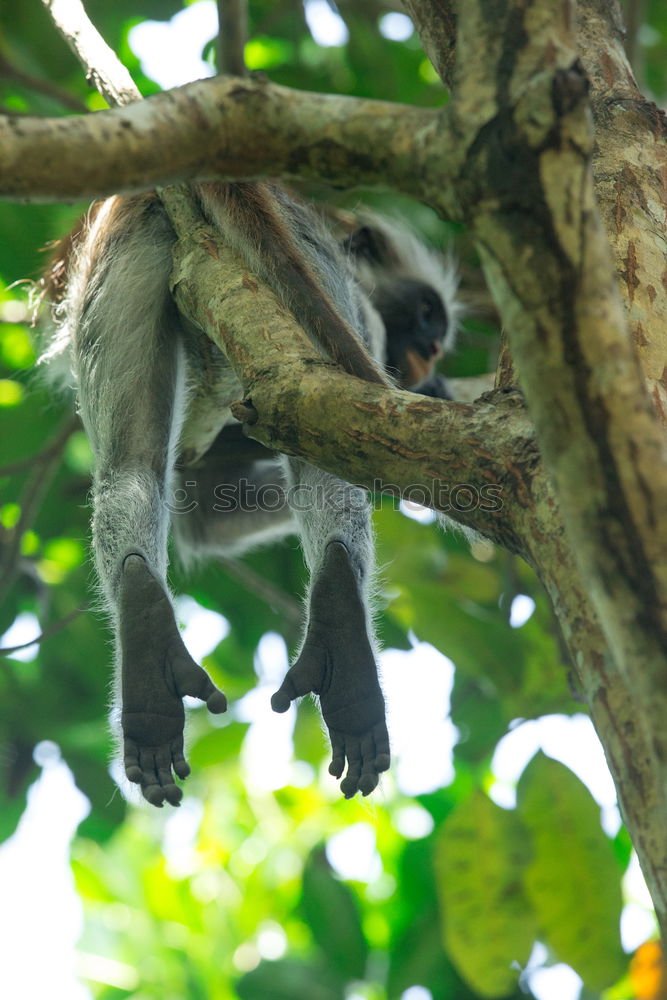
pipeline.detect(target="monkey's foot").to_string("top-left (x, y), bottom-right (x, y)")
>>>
top-left (119, 553), bottom-right (227, 807)
top-left (271, 541), bottom-right (390, 797)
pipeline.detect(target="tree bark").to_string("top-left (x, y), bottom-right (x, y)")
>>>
top-left (0, 78), bottom-right (443, 202)
top-left (403, 0), bottom-right (667, 934)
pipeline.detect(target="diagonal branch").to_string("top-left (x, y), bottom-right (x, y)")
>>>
top-left (0, 49), bottom-right (88, 113)
top-left (0, 605), bottom-right (87, 657)
top-left (43, 0), bottom-right (139, 106)
top-left (0, 414), bottom-right (79, 605)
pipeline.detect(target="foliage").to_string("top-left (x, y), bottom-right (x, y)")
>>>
top-left (2, 0), bottom-right (666, 997)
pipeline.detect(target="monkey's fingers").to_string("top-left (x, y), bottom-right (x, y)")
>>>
top-left (172, 741), bottom-right (191, 780)
top-left (271, 651), bottom-right (322, 713)
top-left (372, 722), bottom-right (391, 775)
top-left (134, 748), bottom-right (167, 807)
top-left (329, 731), bottom-right (346, 778)
top-left (330, 725), bottom-right (391, 798)
top-left (123, 736), bottom-right (188, 807)
top-left (123, 737), bottom-right (143, 785)
top-left (154, 746), bottom-right (183, 806)
top-left (340, 738), bottom-right (363, 798)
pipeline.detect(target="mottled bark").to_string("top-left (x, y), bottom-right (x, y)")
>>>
top-left (403, 0), bottom-right (667, 933)
top-left (0, 77), bottom-right (442, 202)
top-left (577, 0), bottom-right (667, 417)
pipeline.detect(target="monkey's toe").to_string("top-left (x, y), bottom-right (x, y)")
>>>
top-left (328, 726), bottom-right (390, 798)
top-left (271, 690), bottom-right (292, 713)
top-left (123, 736), bottom-right (189, 808)
top-left (206, 690), bottom-right (227, 714)
top-left (359, 772), bottom-right (379, 796)
top-left (143, 783), bottom-right (166, 807)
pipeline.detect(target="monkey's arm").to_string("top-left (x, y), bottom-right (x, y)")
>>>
top-left (271, 541), bottom-right (390, 797)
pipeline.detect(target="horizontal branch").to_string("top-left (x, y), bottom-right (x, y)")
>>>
top-left (0, 75), bottom-right (448, 204)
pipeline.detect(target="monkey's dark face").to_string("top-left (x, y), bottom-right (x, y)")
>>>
top-left (374, 278), bottom-right (449, 389)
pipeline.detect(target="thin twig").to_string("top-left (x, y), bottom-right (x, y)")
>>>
top-left (217, 0), bottom-right (248, 77)
top-left (42, 0), bottom-right (141, 106)
top-left (0, 50), bottom-right (88, 113)
top-left (217, 554), bottom-right (302, 624)
top-left (0, 605), bottom-right (87, 656)
top-left (0, 413), bottom-right (79, 604)
top-left (0, 413), bottom-right (79, 478)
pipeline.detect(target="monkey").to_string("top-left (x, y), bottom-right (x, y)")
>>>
top-left (41, 181), bottom-right (459, 808)
top-left (343, 216), bottom-right (459, 400)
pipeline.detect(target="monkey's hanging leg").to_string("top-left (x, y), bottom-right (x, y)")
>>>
top-left (116, 551), bottom-right (226, 807)
top-left (271, 461), bottom-right (390, 796)
top-left (77, 305), bottom-right (226, 807)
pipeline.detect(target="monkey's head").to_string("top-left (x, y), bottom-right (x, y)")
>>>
top-left (372, 277), bottom-right (449, 389)
top-left (346, 219), bottom-right (460, 392)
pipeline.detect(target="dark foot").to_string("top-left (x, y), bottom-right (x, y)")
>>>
top-left (271, 541), bottom-right (390, 797)
top-left (119, 553), bottom-right (227, 807)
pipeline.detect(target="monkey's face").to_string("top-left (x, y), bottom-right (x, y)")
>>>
top-left (375, 278), bottom-right (450, 390)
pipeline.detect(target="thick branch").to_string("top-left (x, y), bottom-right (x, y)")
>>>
top-left (403, 0), bottom-right (457, 89)
top-left (449, 0), bottom-right (667, 932)
top-left (0, 76), bottom-right (446, 204)
top-left (577, 0), bottom-right (667, 414)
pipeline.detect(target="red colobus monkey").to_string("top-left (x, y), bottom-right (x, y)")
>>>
top-left (42, 181), bottom-right (459, 807)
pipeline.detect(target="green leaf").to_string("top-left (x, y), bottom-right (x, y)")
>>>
top-left (388, 907), bottom-right (479, 1000)
top-left (517, 753), bottom-right (625, 991)
top-left (187, 720), bottom-right (249, 768)
top-left (0, 736), bottom-right (35, 844)
top-left (0, 788), bottom-right (26, 844)
top-left (435, 789), bottom-right (536, 997)
top-left (66, 750), bottom-right (126, 843)
top-left (236, 959), bottom-right (344, 1000)
top-left (300, 846), bottom-right (368, 981)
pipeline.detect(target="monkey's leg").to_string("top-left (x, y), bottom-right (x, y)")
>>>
top-left (172, 444), bottom-right (294, 559)
top-left (92, 426), bottom-right (227, 805)
top-left (271, 461), bottom-right (390, 797)
top-left (116, 551), bottom-right (226, 807)
top-left (77, 304), bottom-right (226, 806)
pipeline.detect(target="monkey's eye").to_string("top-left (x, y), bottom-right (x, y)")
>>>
top-left (420, 296), bottom-right (434, 320)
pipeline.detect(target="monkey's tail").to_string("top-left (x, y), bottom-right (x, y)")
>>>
top-left (196, 182), bottom-right (391, 388)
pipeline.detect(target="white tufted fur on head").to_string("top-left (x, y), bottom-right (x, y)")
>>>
top-left (350, 213), bottom-right (461, 355)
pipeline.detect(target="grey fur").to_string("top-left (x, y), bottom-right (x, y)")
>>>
top-left (40, 187), bottom-right (459, 802)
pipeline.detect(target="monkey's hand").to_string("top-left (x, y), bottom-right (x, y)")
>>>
top-left (119, 554), bottom-right (227, 807)
top-left (271, 541), bottom-right (390, 797)
top-left (413, 371), bottom-right (452, 400)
